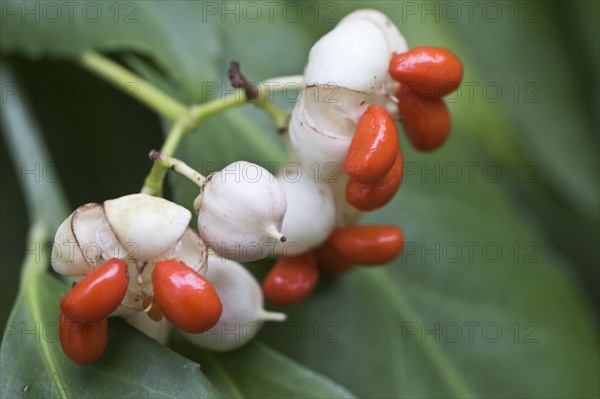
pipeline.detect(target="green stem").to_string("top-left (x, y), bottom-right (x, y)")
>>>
top-left (80, 51), bottom-right (301, 196)
top-left (141, 121), bottom-right (188, 196)
top-left (188, 76), bottom-right (301, 128)
top-left (79, 51), bottom-right (188, 120)
top-left (188, 91), bottom-right (247, 123)
top-left (141, 81), bottom-right (298, 195)
top-left (150, 151), bottom-right (207, 188)
top-left (258, 101), bottom-right (290, 132)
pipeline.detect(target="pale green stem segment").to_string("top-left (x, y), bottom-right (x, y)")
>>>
top-left (79, 51), bottom-right (189, 120)
top-left (187, 76), bottom-right (301, 129)
top-left (78, 51), bottom-right (302, 196)
top-left (140, 120), bottom-right (188, 196)
top-left (148, 150), bottom-right (207, 189)
top-left (258, 101), bottom-right (289, 133)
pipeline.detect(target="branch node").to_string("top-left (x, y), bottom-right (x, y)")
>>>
top-left (228, 60), bottom-right (259, 101)
top-left (148, 149), bottom-right (165, 161)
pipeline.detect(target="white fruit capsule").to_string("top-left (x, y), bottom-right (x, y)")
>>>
top-left (304, 18), bottom-right (390, 94)
top-left (329, 175), bottom-right (363, 227)
top-left (288, 86), bottom-right (368, 180)
top-left (72, 203), bottom-right (127, 265)
top-left (118, 227), bottom-right (208, 311)
top-left (183, 255), bottom-right (286, 351)
top-left (338, 9), bottom-right (409, 118)
top-left (104, 193), bottom-right (191, 261)
top-left (273, 169), bottom-right (336, 256)
top-left (339, 9), bottom-right (408, 55)
top-left (195, 161), bottom-right (287, 262)
top-left (51, 194), bottom-right (207, 312)
top-left (118, 308), bottom-right (170, 344)
top-left (51, 213), bottom-right (91, 276)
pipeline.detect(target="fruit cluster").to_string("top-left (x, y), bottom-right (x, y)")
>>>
top-left (51, 9), bottom-right (463, 364)
top-left (54, 194), bottom-right (285, 363)
top-left (262, 10), bottom-right (463, 305)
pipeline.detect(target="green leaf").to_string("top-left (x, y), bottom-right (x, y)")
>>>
top-left (0, 65), bottom-right (351, 399)
top-left (0, 224), bottom-right (221, 398)
top-left (0, 64), bottom-right (69, 231)
top-left (0, 1), bottom-right (221, 101)
top-left (334, 2), bottom-right (600, 219)
top-left (450, 1), bottom-right (599, 218)
top-left (2, 2), bottom-right (598, 398)
top-left (171, 336), bottom-right (355, 399)
top-left (0, 69), bottom-right (222, 397)
top-left (158, 4), bottom-right (597, 398)
top-left (259, 138), bottom-right (600, 398)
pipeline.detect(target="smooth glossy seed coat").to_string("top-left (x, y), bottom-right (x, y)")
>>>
top-left (263, 251), bottom-right (319, 305)
top-left (60, 258), bottom-right (129, 324)
top-left (327, 225), bottom-right (404, 265)
top-left (152, 259), bottom-right (222, 333)
top-left (59, 312), bottom-right (108, 365)
top-left (389, 47), bottom-right (463, 98)
top-left (346, 150), bottom-right (403, 211)
top-left (397, 86), bottom-right (451, 152)
top-left (344, 105), bottom-right (399, 184)
top-left (316, 244), bottom-right (355, 273)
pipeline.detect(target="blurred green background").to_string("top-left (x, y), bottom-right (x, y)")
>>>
top-left (1, 1), bottom-right (598, 398)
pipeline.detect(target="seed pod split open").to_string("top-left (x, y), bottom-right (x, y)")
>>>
top-left (52, 194), bottom-right (207, 313)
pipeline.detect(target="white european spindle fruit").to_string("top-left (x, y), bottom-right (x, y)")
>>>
top-left (304, 18), bottom-right (390, 94)
top-left (290, 10), bottom-right (403, 177)
top-left (112, 307), bottom-right (170, 344)
top-left (52, 212), bottom-right (94, 276)
top-left (117, 227), bottom-right (208, 311)
top-left (274, 169), bottom-right (336, 255)
top-left (329, 175), bottom-right (363, 227)
top-left (338, 9), bottom-right (408, 55)
top-left (51, 194), bottom-right (207, 313)
top-left (194, 161), bottom-right (287, 262)
top-left (183, 255), bottom-right (286, 351)
top-left (288, 86), bottom-right (368, 180)
top-left (104, 194), bottom-right (191, 261)
top-left (340, 9), bottom-right (410, 119)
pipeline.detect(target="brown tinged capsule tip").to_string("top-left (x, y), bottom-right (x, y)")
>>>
top-left (228, 60), bottom-right (259, 101)
top-left (142, 296), bottom-right (163, 322)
